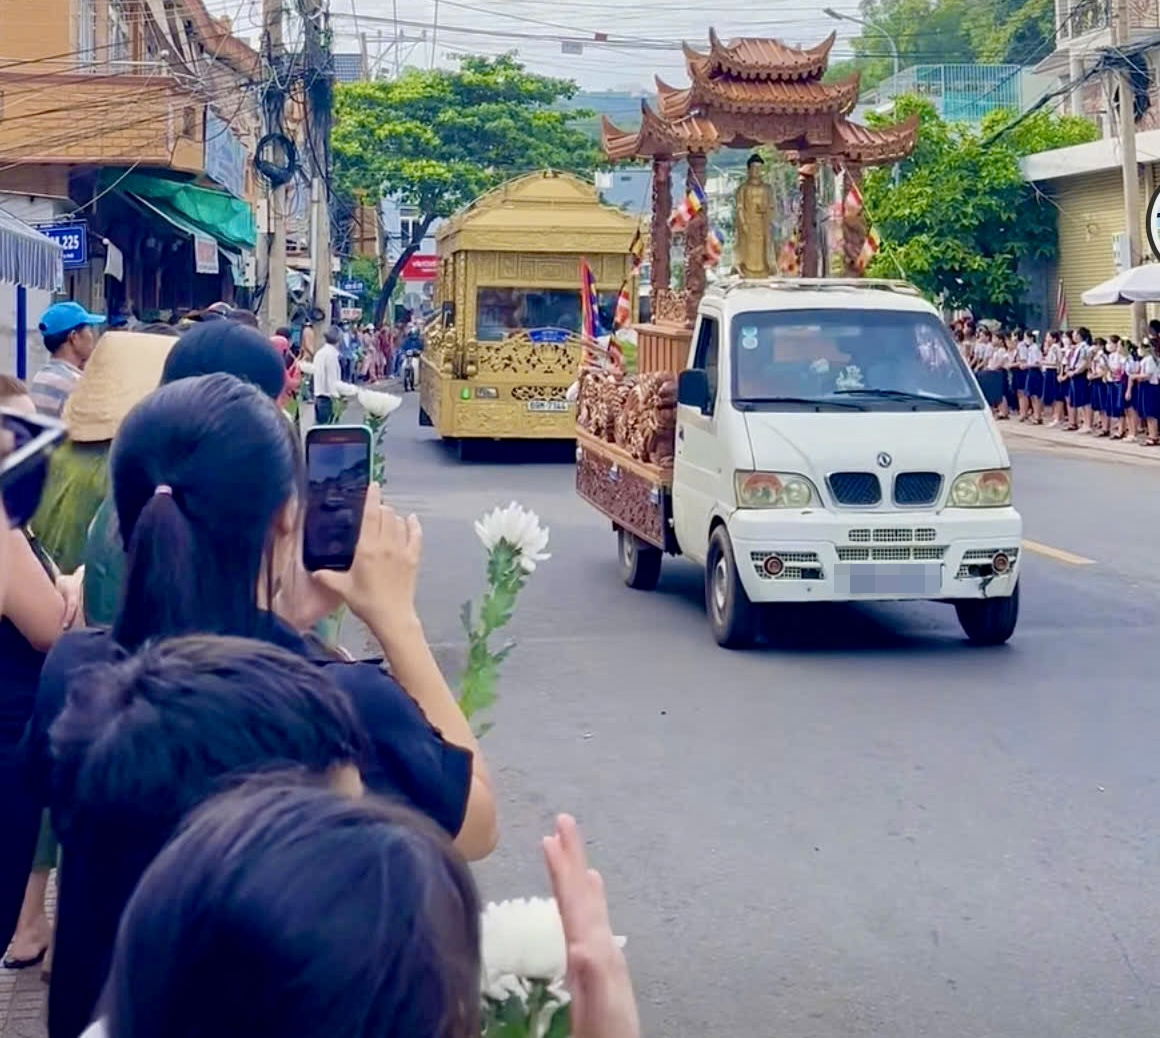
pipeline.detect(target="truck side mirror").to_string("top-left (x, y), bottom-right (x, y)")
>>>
top-left (975, 370), bottom-right (1004, 408)
top-left (678, 368), bottom-right (710, 411)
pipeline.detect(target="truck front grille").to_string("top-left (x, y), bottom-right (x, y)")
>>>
top-left (827, 472), bottom-right (881, 506)
top-left (893, 472), bottom-right (943, 506)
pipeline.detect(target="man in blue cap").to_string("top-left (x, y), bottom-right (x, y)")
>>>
top-left (29, 301), bottom-right (106, 418)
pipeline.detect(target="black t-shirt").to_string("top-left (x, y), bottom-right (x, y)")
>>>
top-left (26, 619), bottom-right (473, 1038)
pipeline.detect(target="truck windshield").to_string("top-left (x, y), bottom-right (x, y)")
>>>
top-left (731, 308), bottom-right (980, 411)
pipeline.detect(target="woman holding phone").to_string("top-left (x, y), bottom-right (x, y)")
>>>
top-left (26, 373), bottom-right (497, 1038)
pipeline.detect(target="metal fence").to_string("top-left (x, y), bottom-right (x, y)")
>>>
top-left (863, 64), bottom-right (1025, 123)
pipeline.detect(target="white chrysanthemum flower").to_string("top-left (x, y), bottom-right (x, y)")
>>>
top-left (474, 502), bottom-right (551, 573)
top-left (297, 361), bottom-right (315, 376)
top-left (336, 381), bottom-right (360, 398)
top-left (358, 389), bottom-right (403, 419)
top-left (566, 381), bottom-right (580, 403)
top-left (481, 898), bottom-right (567, 985)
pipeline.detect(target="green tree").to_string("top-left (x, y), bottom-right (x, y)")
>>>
top-left (861, 95), bottom-right (1098, 319)
top-left (333, 54), bottom-right (602, 325)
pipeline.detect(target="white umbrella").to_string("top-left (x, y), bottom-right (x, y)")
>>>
top-left (1082, 263), bottom-right (1160, 305)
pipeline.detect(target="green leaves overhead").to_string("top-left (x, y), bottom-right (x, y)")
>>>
top-left (332, 53), bottom-right (601, 218)
top-left (862, 96), bottom-right (1098, 318)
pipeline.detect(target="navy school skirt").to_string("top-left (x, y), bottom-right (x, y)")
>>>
top-left (1042, 369), bottom-right (1059, 405)
top-left (1025, 369), bottom-right (1044, 399)
top-left (1105, 380), bottom-right (1125, 418)
top-left (1012, 368), bottom-right (1027, 394)
top-left (1003, 372), bottom-right (1017, 407)
top-left (1091, 380), bottom-right (1107, 413)
top-left (1067, 376), bottom-right (1089, 408)
top-left (1138, 382), bottom-right (1159, 420)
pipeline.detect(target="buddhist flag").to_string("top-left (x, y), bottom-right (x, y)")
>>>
top-left (628, 228), bottom-right (645, 277)
top-left (580, 258), bottom-right (603, 340)
top-left (613, 281), bottom-right (632, 328)
top-left (1055, 279), bottom-right (1069, 331)
top-left (855, 227), bottom-right (881, 273)
top-left (668, 183), bottom-right (705, 231)
top-left (705, 226), bottom-right (724, 267)
top-left (843, 176), bottom-right (863, 218)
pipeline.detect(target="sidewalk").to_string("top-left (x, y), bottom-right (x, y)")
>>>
top-left (1001, 419), bottom-right (1160, 465)
top-left (1, 877), bottom-right (52, 1038)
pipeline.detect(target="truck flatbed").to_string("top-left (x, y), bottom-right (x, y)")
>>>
top-left (575, 428), bottom-right (674, 552)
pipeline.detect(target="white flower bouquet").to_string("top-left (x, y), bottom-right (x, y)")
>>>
top-left (357, 389), bottom-right (403, 483)
top-left (481, 897), bottom-right (626, 1038)
top-left (458, 502), bottom-right (550, 731)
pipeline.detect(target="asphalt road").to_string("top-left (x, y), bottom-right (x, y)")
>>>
top-left (379, 393), bottom-right (1160, 1038)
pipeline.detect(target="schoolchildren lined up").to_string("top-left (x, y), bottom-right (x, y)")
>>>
top-left (950, 319), bottom-right (1160, 446)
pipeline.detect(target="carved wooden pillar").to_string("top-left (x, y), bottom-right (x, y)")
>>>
top-left (684, 151), bottom-right (708, 325)
top-left (650, 154), bottom-right (672, 298)
top-left (841, 163), bottom-right (868, 277)
top-left (798, 164), bottom-right (819, 278)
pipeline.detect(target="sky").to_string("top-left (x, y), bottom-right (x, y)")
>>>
top-left (203, 0), bottom-right (867, 91)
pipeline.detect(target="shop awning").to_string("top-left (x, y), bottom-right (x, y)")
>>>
top-left (100, 170), bottom-right (256, 250)
top-left (0, 207), bottom-right (63, 291)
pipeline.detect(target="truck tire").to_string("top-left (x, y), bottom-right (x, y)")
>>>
top-left (706, 525), bottom-right (759, 649)
top-left (618, 528), bottom-right (662, 590)
top-left (954, 582), bottom-right (1019, 646)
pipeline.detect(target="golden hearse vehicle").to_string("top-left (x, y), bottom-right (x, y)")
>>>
top-left (419, 171), bottom-right (638, 456)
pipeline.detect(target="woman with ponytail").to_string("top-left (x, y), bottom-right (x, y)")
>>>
top-left (26, 373), bottom-right (496, 1038)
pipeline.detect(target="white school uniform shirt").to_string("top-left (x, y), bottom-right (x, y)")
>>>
top-left (973, 340), bottom-right (992, 364)
top-left (1106, 351), bottom-right (1126, 381)
top-left (1044, 342), bottom-right (1061, 368)
top-left (986, 346), bottom-right (1009, 371)
top-left (1014, 341), bottom-right (1030, 366)
top-left (1026, 340), bottom-right (1043, 366)
top-left (1143, 354), bottom-right (1160, 384)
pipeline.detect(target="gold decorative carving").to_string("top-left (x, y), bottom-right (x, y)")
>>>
top-left (474, 336), bottom-right (582, 377)
top-left (511, 384), bottom-right (571, 401)
top-left (447, 401), bottom-right (576, 439)
top-left (652, 288), bottom-right (693, 327)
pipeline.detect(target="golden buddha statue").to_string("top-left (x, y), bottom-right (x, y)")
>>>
top-left (733, 153), bottom-right (774, 278)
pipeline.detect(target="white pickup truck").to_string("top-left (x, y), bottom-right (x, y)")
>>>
top-left (575, 277), bottom-right (1021, 649)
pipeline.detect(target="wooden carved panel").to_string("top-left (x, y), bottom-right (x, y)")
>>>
top-left (474, 339), bottom-right (581, 376)
top-left (576, 447), bottom-right (666, 548)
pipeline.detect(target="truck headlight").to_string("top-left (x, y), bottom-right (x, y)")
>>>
top-left (735, 471), bottom-right (818, 509)
top-left (949, 469), bottom-right (1012, 507)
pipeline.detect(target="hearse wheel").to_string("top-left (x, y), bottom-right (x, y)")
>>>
top-left (954, 582), bottom-right (1019, 646)
top-left (617, 528), bottom-right (662, 590)
top-left (705, 525), bottom-right (759, 649)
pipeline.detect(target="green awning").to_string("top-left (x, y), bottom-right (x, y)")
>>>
top-left (101, 170), bottom-right (256, 250)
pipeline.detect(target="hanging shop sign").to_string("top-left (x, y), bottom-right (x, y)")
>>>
top-left (194, 235), bottom-right (220, 275)
top-left (204, 109), bottom-right (247, 200)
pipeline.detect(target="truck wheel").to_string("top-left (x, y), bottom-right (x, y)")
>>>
top-left (618, 528), bottom-right (662, 590)
top-left (954, 583), bottom-right (1019, 646)
top-left (706, 526), bottom-right (759, 649)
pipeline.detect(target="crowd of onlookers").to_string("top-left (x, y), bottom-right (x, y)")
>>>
top-left (0, 300), bottom-right (639, 1038)
top-left (951, 318), bottom-right (1160, 445)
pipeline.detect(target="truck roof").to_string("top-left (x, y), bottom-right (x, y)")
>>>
top-left (702, 277), bottom-right (937, 316)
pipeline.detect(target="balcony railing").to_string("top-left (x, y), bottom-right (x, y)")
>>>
top-left (860, 64), bottom-right (1025, 124)
top-left (1059, 0), bottom-right (1111, 40)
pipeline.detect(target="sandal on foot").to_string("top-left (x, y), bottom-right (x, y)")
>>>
top-left (3, 947), bottom-right (47, 970)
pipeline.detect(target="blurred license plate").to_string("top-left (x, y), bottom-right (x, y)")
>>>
top-left (527, 400), bottom-right (568, 412)
top-left (834, 563), bottom-right (942, 596)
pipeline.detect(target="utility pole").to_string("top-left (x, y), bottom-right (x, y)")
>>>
top-left (1114, 0), bottom-right (1143, 338)
top-left (301, 0), bottom-right (334, 337)
top-left (260, 0), bottom-right (288, 329)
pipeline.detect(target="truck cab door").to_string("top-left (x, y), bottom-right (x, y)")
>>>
top-left (673, 313), bottom-right (723, 564)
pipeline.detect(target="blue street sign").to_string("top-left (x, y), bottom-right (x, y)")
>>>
top-left (37, 222), bottom-right (88, 269)
top-left (342, 279), bottom-right (365, 294)
top-left (527, 327), bottom-right (570, 344)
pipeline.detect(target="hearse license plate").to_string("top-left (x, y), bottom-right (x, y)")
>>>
top-left (834, 563), bottom-right (942, 596)
top-left (527, 400), bottom-right (569, 412)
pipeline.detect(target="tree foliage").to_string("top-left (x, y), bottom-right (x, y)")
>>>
top-left (333, 54), bottom-right (602, 323)
top-left (827, 0), bottom-right (1055, 90)
top-left (861, 95), bottom-right (1098, 318)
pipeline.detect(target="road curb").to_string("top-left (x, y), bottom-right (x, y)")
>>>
top-left (1001, 424), bottom-right (1160, 465)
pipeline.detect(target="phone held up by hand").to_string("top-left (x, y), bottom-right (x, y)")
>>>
top-left (302, 424), bottom-right (373, 572)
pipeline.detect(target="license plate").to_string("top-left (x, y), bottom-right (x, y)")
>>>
top-left (527, 400), bottom-right (569, 412)
top-left (834, 563), bottom-right (943, 596)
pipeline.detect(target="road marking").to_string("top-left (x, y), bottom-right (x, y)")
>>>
top-left (1022, 539), bottom-right (1096, 566)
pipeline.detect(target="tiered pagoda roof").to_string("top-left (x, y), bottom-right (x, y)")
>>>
top-left (601, 29), bottom-right (918, 167)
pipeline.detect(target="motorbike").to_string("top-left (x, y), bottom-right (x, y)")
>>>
top-left (403, 349), bottom-right (420, 392)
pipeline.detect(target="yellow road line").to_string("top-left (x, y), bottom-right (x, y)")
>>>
top-left (1023, 539), bottom-right (1096, 566)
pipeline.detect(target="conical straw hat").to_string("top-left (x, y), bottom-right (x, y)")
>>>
top-left (63, 330), bottom-right (178, 443)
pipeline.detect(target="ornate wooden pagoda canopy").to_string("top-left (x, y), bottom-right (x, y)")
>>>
top-left (601, 29), bottom-right (918, 167)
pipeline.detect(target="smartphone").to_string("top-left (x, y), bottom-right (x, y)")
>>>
top-left (302, 424), bottom-right (372, 572)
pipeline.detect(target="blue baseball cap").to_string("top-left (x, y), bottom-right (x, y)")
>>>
top-left (39, 301), bottom-right (106, 338)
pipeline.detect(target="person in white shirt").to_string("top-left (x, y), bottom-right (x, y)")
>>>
top-left (1139, 342), bottom-right (1160, 444)
top-left (1013, 331), bottom-right (1031, 422)
top-left (986, 332), bottom-right (1011, 419)
top-left (312, 327), bottom-right (343, 425)
top-left (1025, 332), bottom-right (1044, 424)
top-left (1042, 331), bottom-right (1064, 426)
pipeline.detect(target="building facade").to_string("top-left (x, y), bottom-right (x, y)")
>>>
top-left (0, 0), bottom-right (262, 370)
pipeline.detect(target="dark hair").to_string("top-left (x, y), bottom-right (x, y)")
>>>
top-left (110, 373), bottom-right (298, 649)
top-left (162, 321), bottom-right (285, 401)
top-left (1078, 326), bottom-right (1092, 343)
top-left (43, 324), bottom-right (86, 353)
top-left (49, 636), bottom-right (365, 844)
top-left (275, 326), bottom-right (292, 340)
top-left (103, 783), bottom-right (481, 1038)
top-left (228, 309), bottom-right (260, 329)
top-left (325, 325), bottom-right (341, 345)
